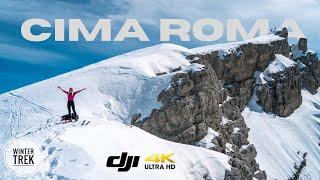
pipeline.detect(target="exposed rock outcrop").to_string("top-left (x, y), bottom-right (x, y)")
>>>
top-left (272, 27), bottom-right (289, 39)
top-left (289, 152), bottom-right (308, 180)
top-left (187, 30), bottom-right (290, 112)
top-left (291, 38), bottom-right (320, 94)
top-left (221, 79), bottom-right (254, 109)
top-left (187, 36), bottom-right (290, 86)
top-left (298, 38), bottom-right (308, 53)
top-left (256, 55), bottom-right (302, 117)
top-left (225, 144), bottom-right (266, 180)
top-left (255, 36), bottom-right (320, 116)
top-left (137, 64), bottom-right (222, 144)
top-left (135, 28), bottom-right (319, 180)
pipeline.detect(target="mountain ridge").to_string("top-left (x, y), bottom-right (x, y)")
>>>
top-left (0, 28), bottom-right (319, 179)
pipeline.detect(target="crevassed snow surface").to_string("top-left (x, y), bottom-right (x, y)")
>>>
top-left (0, 44), bottom-right (230, 179)
top-left (243, 90), bottom-right (320, 179)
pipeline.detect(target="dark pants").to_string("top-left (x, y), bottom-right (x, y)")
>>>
top-left (67, 101), bottom-right (77, 118)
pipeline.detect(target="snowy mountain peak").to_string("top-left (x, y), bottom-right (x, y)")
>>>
top-left (1, 29), bottom-right (320, 179)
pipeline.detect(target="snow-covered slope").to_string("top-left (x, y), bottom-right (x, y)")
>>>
top-left (1, 120), bottom-right (230, 180)
top-left (0, 44), bottom-right (230, 179)
top-left (243, 90), bottom-right (320, 179)
top-left (1, 39), bottom-right (320, 179)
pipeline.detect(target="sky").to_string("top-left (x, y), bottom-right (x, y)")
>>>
top-left (0, 0), bottom-right (320, 93)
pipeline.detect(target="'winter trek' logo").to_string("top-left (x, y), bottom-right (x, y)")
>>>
top-left (3, 138), bottom-right (44, 177)
top-left (106, 152), bottom-right (176, 172)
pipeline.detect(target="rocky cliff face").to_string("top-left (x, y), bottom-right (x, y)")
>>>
top-left (187, 31), bottom-right (290, 110)
top-left (138, 64), bottom-right (222, 144)
top-left (256, 55), bottom-right (302, 117)
top-left (135, 28), bottom-right (320, 180)
top-left (291, 38), bottom-right (320, 94)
